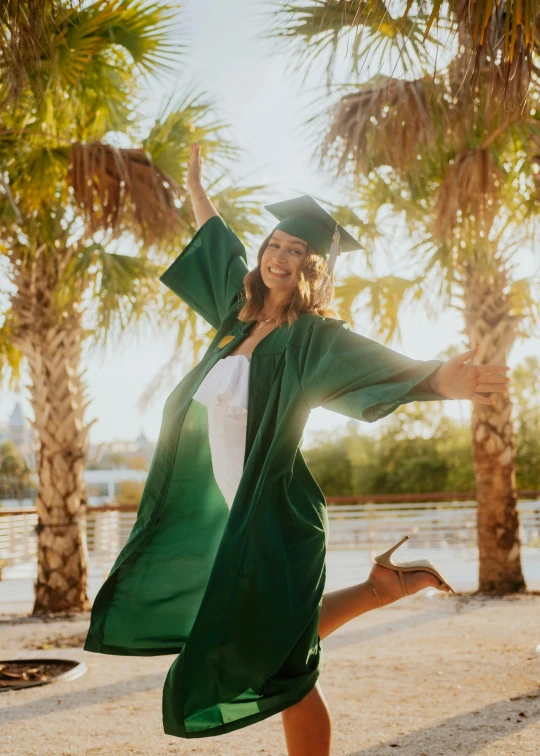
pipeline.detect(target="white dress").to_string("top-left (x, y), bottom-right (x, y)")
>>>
top-left (192, 354), bottom-right (250, 509)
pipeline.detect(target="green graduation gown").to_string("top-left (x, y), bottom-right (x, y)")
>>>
top-left (84, 215), bottom-right (444, 738)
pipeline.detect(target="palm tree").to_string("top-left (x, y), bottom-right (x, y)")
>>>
top-left (0, 0), bottom-right (266, 614)
top-left (272, 1), bottom-right (535, 100)
top-left (272, 1), bottom-right (540, 593)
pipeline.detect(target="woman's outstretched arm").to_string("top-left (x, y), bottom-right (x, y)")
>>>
top-left (299, 320), bottom-right (510, 422)
top-left (187, 143), bottom-right (218, 229)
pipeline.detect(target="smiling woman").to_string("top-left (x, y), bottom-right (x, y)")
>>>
top-left (84, 144), bottom-right (510, 755)
top-left (237, 224), bottom-right (341, 334)
top-left (238, 228), bottom-right (332, 326)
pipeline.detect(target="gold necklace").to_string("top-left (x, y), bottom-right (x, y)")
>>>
top-left (254, 315), bottom-right (277, 331)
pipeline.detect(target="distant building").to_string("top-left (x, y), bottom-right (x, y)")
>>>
top-left (88, 429), bottom-right (156, 469)
top-left (1, 405), bottom-right (156, 507)
top-left (0, 401), bottom-right (37, 469)
top-left (1, 402), bottom-right (156, 475)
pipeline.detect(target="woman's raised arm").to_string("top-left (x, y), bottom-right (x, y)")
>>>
top-left (187, 143), bottom-right (218, 229)
top-left (158, 143), bottom-right (249, 328)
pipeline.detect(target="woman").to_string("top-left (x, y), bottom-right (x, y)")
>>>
top-left (85, 143), bottom-right (510, 754)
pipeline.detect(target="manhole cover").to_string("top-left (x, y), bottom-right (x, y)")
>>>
top-left (0, 658), bottom-right (88, 691)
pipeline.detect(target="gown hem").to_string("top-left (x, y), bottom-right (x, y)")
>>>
top-left (84, 640), bottom-right (186, 657)
top-left (163, 665), bottom-right (320, 739)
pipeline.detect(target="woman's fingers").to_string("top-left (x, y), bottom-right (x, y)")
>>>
top-left (475, 383), bottom-right (507, 393)
top-left (472, 369), bottom-right (510, 394)
top-left (471, 394), bottom-right (496, 405)
top-left (475, 373), bottom-right (510, 385)
top-left (477, 365), bottom-right (510, 373)
top-left (455, 347), bottom-right (511, 372)
top-left (472, 369), bottom-right (510, 397)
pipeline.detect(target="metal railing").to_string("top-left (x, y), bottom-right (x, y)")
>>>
top-left (327, 500), bottom-right (540, 549)
top-left (1, 497), bottom-right (539, 569)
top-left (0, 509), bottom-right (37, 565)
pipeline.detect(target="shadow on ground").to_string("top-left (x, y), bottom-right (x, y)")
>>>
top-left (0, 670), bottom-right (168, 725)
top-left (347, 687), bottom-right (540, 756)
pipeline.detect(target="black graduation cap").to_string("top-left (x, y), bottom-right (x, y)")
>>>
top-left (264, 195), bottom-right (362, 276)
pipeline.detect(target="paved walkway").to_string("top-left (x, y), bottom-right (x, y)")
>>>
top-left (1, 592), bottom-right (540, 755)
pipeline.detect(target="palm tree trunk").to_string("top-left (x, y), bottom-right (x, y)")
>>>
top-left (471, 396), bottom-right (525, 592)
top-left (27, 325), bottom-right (92, 613)
top-left (12, 254), bottom-right (93, 613)
top-left (463, 265), bottom-right (526, 594)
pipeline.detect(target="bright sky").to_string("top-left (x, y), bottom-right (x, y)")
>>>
top-left (1, 0), bottom-right (539, 448)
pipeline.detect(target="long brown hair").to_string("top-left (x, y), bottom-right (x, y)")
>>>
top-left (237, 231), bottom-right (338, 327)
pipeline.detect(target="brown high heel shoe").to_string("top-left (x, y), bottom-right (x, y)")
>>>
top-left (367, 535), bottom-right (455, 607)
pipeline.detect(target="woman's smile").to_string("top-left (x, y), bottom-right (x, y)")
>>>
top-left (267, 264), bottom-right (290, 278)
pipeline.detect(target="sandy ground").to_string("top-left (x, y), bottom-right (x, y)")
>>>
top-left (1, 593), bottom-right (539, 756)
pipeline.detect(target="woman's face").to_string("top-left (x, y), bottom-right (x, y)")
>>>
top-left (260, 229), bottom-right (308, 294)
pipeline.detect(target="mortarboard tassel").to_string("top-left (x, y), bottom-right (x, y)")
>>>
top-left (319, 224), bottom-right (340, 303)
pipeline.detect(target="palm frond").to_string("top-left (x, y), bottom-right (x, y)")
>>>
top-left (137, 303), bottom-right (214, 411)
top-left (80, 247), bottom-right (163, 342)
top-left (68, 141), bottom-right (186, 243)
top-left (60, 0), bottom-right (181, 84)
top-left (0, 309), bottom-right (23, 389)
top-left (10, 145), bottom-right (70, 209)
top-left (0, 1), bottom-right (181, 121)
top-left (508, 277), bottom-right (540, 336)
top-left (334, 272), bottom-right (420, 341)
top-left (206, 181), bottom-right (268, 242)
top-left (268, 0), bottom-right (445, 84)
top-left (0, 1), bottom-right (60, 110)
top-left (283, 0), bottom-right (536, 95)
top-left (308, 0), bottom-right (537, 69)
top-left (320, 74), bottom-right (448, 177)
top-left (524, 121), bottom-right (540, 192)
top-left (433, 148), bottom-right (503, 244)
top-left (446, 0), bottom-right (532, 113)
top-left (142, 91), bottom-right (239, 186)
top-left (354, 168), bottom-right (431, 229)
top-left (451, 0), bottom-right (536, 67)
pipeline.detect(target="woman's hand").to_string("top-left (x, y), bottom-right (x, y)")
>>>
top-left (431, 347), bottom-right (511, 405)
top-left (186, 142), bottom-right (217, 229)
top-left (187, 143), bottom-right (203, 194)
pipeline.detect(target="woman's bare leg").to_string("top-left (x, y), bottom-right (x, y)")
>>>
top-left (281, 565), bottom-right (446, 754)
top-left (319, 564), bottom-right (446, 640)
top-left (281, 681), bottom-right (331, 756)
top-left (319, 579), bottom-right (379, 640)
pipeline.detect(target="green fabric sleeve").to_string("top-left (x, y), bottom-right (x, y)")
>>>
top-left (301, 319), bottom-right (445, 423)
top-left (159, 215), bottom-right (250, 329)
